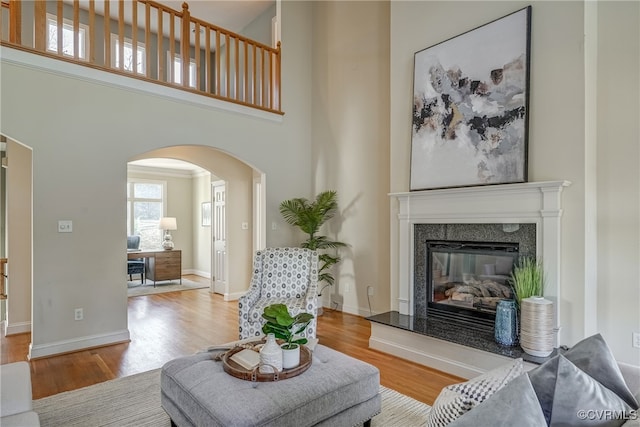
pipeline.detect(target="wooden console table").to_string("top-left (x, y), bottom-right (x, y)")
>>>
top-left (127, 250), bottom-right (182, 286)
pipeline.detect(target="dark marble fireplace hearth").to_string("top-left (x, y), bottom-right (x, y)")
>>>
top-left (367, 311), bottom-right (557, 365)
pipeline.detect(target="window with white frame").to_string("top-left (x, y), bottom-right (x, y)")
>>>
top-left (127, 180), bottom-right (166, 249)
top-left (46, 14), bottom-right (89, 59)
top-left (169, 54), bottom-right (197, 88)
top-left (111, 34), bottom-right (146, 73)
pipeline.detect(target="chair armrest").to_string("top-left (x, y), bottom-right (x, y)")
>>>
top-left (306, 250), bottom-right (319, 301)
top-left (239, 285), bottom-right (261, 312)
top-left (304, 274), bottom-right (319, 307)
top-left (304, 287), bottom-right (318, 307)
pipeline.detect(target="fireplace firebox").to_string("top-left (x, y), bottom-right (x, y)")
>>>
top-left (425, 240), bottom-right (519, 331)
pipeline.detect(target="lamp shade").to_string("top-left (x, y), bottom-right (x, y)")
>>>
top-left (159, 217), bottom-right (177, 230)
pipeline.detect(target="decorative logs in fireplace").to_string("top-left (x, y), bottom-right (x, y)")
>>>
top-left (441, 277), bottom-right (513, 309)
top-left (426, 240), bottom-right (520, 330)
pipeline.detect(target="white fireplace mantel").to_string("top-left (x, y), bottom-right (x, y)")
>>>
top-left (390, 180), bottom-right (571, 343)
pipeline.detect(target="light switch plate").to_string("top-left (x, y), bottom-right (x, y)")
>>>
top-left (58, 220), bottom-right (73, 233)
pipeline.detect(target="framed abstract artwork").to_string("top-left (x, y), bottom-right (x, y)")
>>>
top-left (410, 6), bottom-right (531, 191)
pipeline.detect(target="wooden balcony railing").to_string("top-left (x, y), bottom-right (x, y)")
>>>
top-left (0, 0), bottom-right (282, 114)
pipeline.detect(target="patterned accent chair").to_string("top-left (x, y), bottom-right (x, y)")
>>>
top-left (127, 235), bottom-right (145, 283)
top-left (238, 247), bottom-right (318, 340)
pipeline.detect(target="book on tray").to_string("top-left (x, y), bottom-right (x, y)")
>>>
top-left (229, 348), bottom-right (260, 370)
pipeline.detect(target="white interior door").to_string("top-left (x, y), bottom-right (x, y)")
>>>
top-left (212, 181), bottom-right (227, 294)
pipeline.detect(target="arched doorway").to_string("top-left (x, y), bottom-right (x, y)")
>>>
top-left (128, 145), bottom-right (266, 300)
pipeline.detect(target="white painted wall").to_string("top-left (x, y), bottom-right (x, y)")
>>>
top-left (390, 1), bottom-right (639, 365)
top-left (240, 3), bottom-right (276, 47)
top-left (311, 1), bottom-right (391, 315)
top-left (193, 173), bottom-right (212, 278)
top-left (595, 1), bottom-right (640, 366)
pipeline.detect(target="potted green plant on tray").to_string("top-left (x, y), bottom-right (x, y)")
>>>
top-left (262, 304), bottom-right (314, 369)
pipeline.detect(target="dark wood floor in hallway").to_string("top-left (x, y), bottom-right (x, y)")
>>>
top-left (0, 275), bottom-right (462, 405)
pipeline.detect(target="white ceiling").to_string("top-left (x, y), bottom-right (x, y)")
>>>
top-left (129, 158), bottom-right (207, 173)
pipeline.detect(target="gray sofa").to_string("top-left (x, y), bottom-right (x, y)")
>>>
top-left (427, 334), bottom-right (640, 427)
top-left (0, 362), bottom-right (41, 426)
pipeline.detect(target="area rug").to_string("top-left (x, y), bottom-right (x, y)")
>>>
top-left (33, 369), bottom-right (431, 426)
top-left (127, 278), bottom-right (209, 297)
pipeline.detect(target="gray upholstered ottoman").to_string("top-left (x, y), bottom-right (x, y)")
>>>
top-left (161, 344), bottom-right (381, 427)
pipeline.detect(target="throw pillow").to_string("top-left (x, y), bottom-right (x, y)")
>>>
top-left (447, 373), bottom-right (547, 427)
top-left (426, 358), bottom-right (523, 427)
top-left (549, 355), bottom-right (633, 427)
top-left (528, 334), bottom-right (639, 425)
top-left (561, 333), bottom-right (639, 410)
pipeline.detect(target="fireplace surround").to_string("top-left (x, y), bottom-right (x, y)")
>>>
top-left (369, 181), bottom-right (570, 378)
top-left (415, 223), bottom-right (536, 331)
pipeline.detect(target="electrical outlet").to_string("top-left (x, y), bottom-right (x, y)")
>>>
top-left (74, 308), bottom-right (83, 321)
top-left (344, 283), bottom-right (351, 293)
top-left (58, 220), bottom-right (73, 233)
top-left (633, 332), bottom-right (640, 349)
top-left (367, 285), bottom-right (374, 296)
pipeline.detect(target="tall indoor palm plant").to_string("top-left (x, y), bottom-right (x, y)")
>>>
top-left (279, 190), bottom-right (347, 295)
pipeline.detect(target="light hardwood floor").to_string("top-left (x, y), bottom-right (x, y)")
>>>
top-left (0, 275), bottom-right (462, 405)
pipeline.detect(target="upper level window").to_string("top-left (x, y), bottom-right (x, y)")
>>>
top-left (127, 180), bottom-right (166, 249)
top-left (170, 54), bottom-right (197, 88)
top-left (46, 14), bottom-right (89, 59)
top-left (111, 34), bottom-right (146, 73)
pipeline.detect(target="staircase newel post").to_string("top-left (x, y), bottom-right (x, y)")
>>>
top-left (181, 2), bottom-right (190, 88)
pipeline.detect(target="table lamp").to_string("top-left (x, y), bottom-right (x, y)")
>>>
top-left (159, 217), bottom-right (177, 250)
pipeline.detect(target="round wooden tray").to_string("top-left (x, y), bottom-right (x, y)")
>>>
top-left (221, 341), bottom-right (312, 382)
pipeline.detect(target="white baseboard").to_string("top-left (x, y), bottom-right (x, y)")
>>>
top-left (224, 292), bottom-right (244, 301)
top-left (28, 329), bottom-right (130, 359)
top-left (183, 269), bottom-right (210, 278)
top-left (5, 320), bottom-right (31, 335)
top-left (338, 302), bottom-right (375, 318)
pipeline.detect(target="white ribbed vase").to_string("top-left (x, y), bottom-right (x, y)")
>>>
top-left (520, 296), bottom-right (554, 357)
top-left (259, 333), bottom-right (283, 373)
